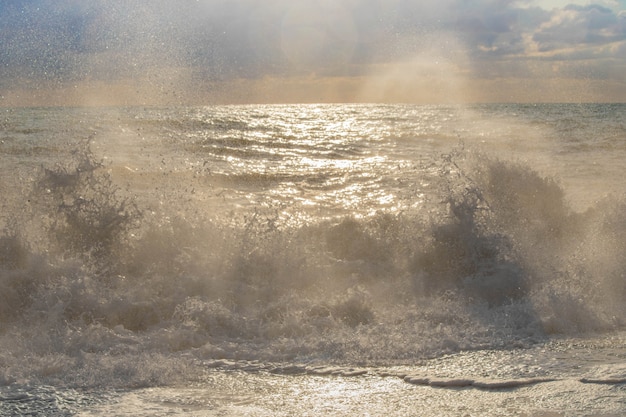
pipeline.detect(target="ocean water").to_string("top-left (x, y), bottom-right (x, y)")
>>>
top-left (0, 103), bottom-right (625, 415)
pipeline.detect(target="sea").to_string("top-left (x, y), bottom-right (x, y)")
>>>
top-left (0, 103), bottom-right (625, 416)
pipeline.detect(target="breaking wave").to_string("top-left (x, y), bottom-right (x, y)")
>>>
top-left (1, 140), bottom-right (625, 389)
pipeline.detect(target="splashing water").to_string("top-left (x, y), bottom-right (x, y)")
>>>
top-left (1, 105), bottom-right (625, 405)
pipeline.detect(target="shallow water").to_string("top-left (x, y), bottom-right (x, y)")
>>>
top-left (4, 333), bottom-right (625, 416)
top-left (1, 103), bottom-right (625, 415)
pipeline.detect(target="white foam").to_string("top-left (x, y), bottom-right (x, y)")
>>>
top-left (78, 370), bottom-right (626, 416)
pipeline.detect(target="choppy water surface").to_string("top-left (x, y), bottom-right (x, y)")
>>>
top-left (1, 103), bottom-right (625, 415)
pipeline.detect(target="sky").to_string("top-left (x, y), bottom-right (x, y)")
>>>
top-left (0, 0), bottom-right (625, 105)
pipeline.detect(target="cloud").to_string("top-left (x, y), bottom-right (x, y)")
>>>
top-left (532, 4), bottom-right (625, 52)
top-left (1, 0), bottom-right (624, 104)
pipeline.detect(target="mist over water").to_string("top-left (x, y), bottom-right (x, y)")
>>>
top-left (2, 0), bottom-right (625, 413)
top-left (1, 104), bottom-right (625, 399)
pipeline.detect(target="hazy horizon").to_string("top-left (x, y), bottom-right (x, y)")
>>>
top-left (1, 0), bottom-right (625, 106)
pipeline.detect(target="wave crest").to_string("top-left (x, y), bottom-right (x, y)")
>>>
top-left (1, 142), bottom-right (625, 387)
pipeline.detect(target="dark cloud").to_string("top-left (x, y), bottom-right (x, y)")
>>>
top-left (0, 1), bottom-right (91, 82)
